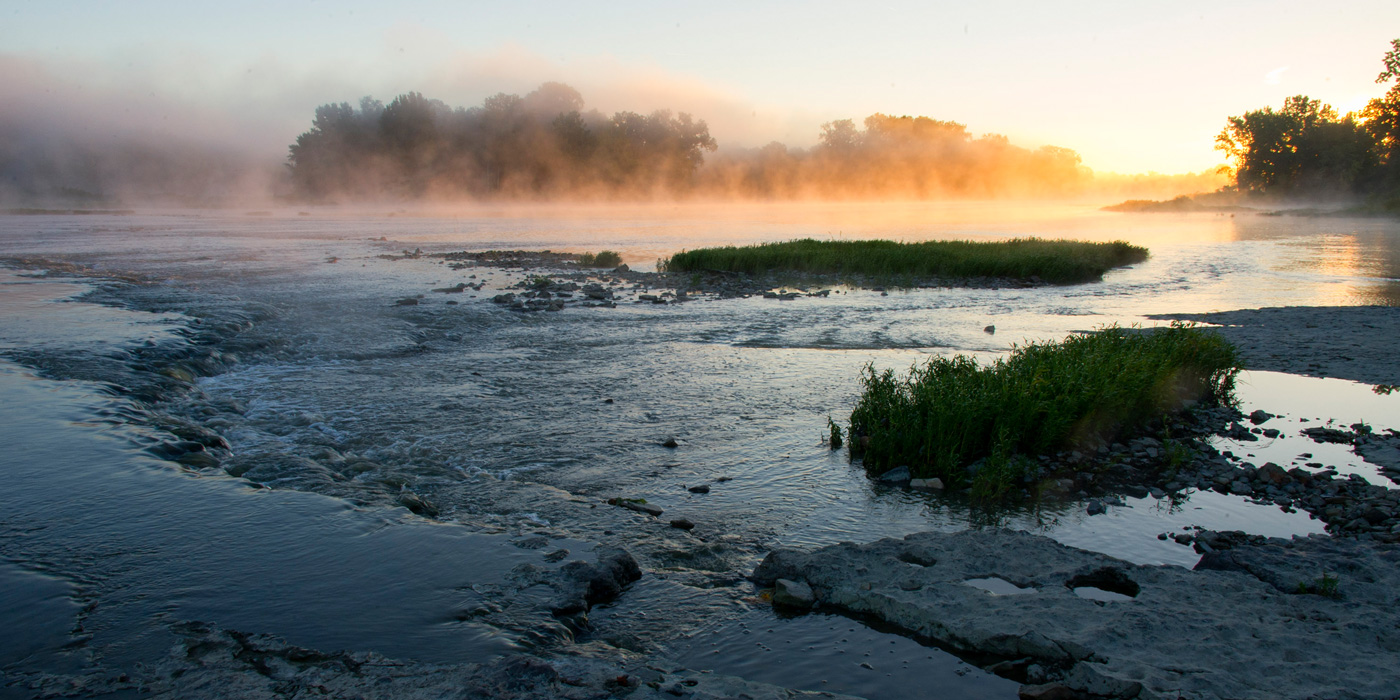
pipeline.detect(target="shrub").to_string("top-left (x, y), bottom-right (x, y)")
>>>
top-left (848, 324), bottom-right (1239, 495)
top-left (578, 250), bottom-right (623, 268)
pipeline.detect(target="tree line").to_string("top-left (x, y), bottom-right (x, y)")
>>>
top-left (287, 83), bottom-right (716, 199)
top-left (1215, 39), bottom-right (1400, 203)
top-left (285, 85), bottom-right (1093, 201)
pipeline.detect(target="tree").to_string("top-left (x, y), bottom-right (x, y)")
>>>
top-left (1364, 38), bottom-right (1400, 192)
top-left (1217, 96), bottom-right (1371, 195)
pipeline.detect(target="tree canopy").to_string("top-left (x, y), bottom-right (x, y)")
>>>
top-left (286, 83), bottom-right (1095, 201)
top-left (1216, 39), bottom-right (1400, 202)
top-left (287, 83), bottom-right (716, 200)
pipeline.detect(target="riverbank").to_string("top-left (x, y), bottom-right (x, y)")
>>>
top-left (1150, 306), bottom-right (1400, 386)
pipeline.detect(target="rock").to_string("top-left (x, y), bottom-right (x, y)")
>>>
top-left (687, 484), bottom-right (710, 494)
top-left (491, 293), bottom-right (516, 304)
top-left (613, 264), bottom-right (630, 273)
top-left (396, 492), bottom-right (439, 517)
top-left (394, 297), bottom-right (419, 306)
top-left (606, 498), bottom-right (663, 517)
top-left (661, 437), bottom-right (680, 448)
top-left (1122, 484), bottom-right (1149, 499)
top-left (670, 518), bottom-right (696, 531)
top-left (1362, 507), bottom-right (1388, 525)
top-left (554, 547), bottom-right (642, 614)
top-left (1248, 409), bottom-right (1274, 425)
top-left (909, 477), bottom-right (945, 490)
top-left (1302, 427), bottom-right (1352, 444)
top-left (1018, 683), bottom-right (1078, 700)
top-left (176, 451), bottom-right (222, 469)
top-left (1225, 422), bottom-right (1259, 441)
top-left (1085, 499), bottom-right (1106, 515)
top-left (984, 325), bottom-right (996, 334)
top-left (771, 579), bottom-right (816, 609)
top-left (1257, 462), bottom-right (1289, 486)
top-left (877, 466), bottom-right (911, 484)
top-left (754, 528), bottom-right (1400, 700)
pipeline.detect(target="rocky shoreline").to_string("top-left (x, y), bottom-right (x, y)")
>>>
top-left (385, 248), bottom-right (1052, 312)
top-left (752, 528), bottom-right (1400, 700)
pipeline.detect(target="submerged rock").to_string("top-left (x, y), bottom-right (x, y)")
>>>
top-left (909, 477), bottom-right (944, 490)
top-left (877, 466), bottom-right (911, 484)
top-left (606, 498), bottom-right (663, 517)
top-left (554, 546), bottom-right (643, 615)
top-left (771, 578), bottom-right (816, 609)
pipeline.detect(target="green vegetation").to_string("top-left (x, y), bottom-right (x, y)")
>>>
top-left (1296, 572), bottom-right (1341, 598)
top-left (827, 418), bottom-right (844, 449)
top-left (578, 250), bottom-right (623, 268)
top-left (1215, 39), bottom-right (1400, 204)
top-left (847, 324), bottom-right (1239, 498)
top-left (662, 238), bottom-right (1147, 285)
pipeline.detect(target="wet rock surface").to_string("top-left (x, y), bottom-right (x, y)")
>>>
top-left (753, 529), bottom-right (1400, 700)
top-left (31, 622), bottom-right (860, 700)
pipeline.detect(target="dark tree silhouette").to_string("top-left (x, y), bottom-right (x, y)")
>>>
top-left (1215, 39), bottom-right (1400, 204)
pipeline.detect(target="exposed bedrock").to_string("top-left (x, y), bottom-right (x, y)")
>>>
top-left (753, 529), bottom-right (1400, 700)
top-left (51, 622), bottom-right (864, 700)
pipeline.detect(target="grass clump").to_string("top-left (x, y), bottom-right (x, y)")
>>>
top-left (662, 238), bottom-right (1147, 285)
top-left (1296, 572), bottom-right (1340, 598)
top-left (847, 324), bottom-right (1239, 498)
top-left (578, 250), bottom-right (623, 268)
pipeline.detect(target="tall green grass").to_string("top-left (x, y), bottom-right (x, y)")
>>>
top-left (663, 238), bottom-right (1148, 285)
top-left (848, 324), bottom-right (1238, 495)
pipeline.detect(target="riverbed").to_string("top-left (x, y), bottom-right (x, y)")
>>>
top-left (1, 202), bottom-right (1397, 698)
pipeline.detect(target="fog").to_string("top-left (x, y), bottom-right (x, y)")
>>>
top-left (0, 53), bottom-right (1224, 207)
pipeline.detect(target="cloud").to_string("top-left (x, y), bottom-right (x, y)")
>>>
top-left (1264, 66), bottom-right (1289, 85)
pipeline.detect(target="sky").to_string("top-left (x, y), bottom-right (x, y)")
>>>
top-left (2, 0), bottom-right (1398, 174)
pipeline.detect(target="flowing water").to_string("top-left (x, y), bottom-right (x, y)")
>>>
top-left (2, 202), bottom-right (1399, 698)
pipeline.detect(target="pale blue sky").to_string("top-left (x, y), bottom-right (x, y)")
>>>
top-left (3, 0), bottom-right (1397, 173)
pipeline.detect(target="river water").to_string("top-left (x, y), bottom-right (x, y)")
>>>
top-left (1, 202), bottom-right (1398, 698)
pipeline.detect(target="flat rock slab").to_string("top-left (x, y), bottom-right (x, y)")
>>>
top-left (1148, 306), bottom-right (1400, 386)
top-left (753, 529), bottom-right (1400, 700)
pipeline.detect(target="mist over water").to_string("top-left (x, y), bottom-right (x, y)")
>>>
top-left (1, 203), bottom-right (1398, 696)
top-left (0, 53), bottom-right (1225, 207)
